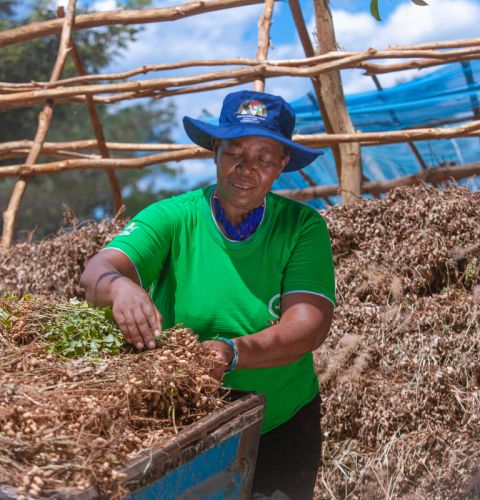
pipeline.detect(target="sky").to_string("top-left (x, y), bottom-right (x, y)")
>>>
top-left (52, 0), bottom-right (480, 188)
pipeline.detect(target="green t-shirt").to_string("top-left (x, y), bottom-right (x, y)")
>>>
top-left (105, 185), bottom-right (335, 433)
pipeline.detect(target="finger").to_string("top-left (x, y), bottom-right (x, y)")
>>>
top-left (141, 301), bottom-right (162, 339)
top-left (122, 310), bottom-right (145, 350)
top-left (113, 309), bottom-right (132, 345)
top-left (133, 308), bottom-right (156, 350)
top-left (154, 308), bottom-right (163, 338)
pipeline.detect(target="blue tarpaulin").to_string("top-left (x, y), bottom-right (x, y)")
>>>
top-left (273, 60), bottom-right (480, 208)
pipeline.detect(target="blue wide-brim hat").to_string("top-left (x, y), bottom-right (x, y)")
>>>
top-left (183, 90), bottom-right (323, 172)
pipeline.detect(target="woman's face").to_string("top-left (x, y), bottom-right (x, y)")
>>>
top-left (213, 136), bottom-right (290, 213)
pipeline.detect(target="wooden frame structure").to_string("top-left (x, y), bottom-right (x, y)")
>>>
top-left (1, 0), bottom-right (480, 248)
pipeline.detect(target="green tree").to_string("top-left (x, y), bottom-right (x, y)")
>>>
top-left (0, 0), bottom-right (181, 240)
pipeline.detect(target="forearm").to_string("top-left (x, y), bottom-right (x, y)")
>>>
top-left (234, 319), bottom-right (330, 370)
top-left (81, 250), bottom-right (162, 350)
top-left (80, 252), bottom-right (136, 306)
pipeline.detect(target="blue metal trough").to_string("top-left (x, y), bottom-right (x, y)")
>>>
top-left (0, 392), bottom-right (265, 500)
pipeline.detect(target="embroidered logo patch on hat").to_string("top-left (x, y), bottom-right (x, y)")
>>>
top-left (235, 99), bottom-right (267, 124)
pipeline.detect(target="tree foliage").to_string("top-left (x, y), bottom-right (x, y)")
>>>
top-left (0, 0), bottom-right (181, 240)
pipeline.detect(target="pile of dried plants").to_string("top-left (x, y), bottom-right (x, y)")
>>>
top-left (324, 184), bottom-right (480, 305)
top-left (0, 184), bottom-right (479, 499)
top-left (0, 296), bottom-right (223, 498)
top-left (316, 184), bottom-right (480, 499)
top-left (0, 214), bottom-right (124, 299)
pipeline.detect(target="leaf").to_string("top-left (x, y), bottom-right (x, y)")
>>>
top-left (410, 0), bottom-right (428, 5)
top-left (114, 337), bottom-right (124, 347)
top-left (105, 334), bottom-right (115, 345)
top-left (370, 0), bottom-right (381, 21)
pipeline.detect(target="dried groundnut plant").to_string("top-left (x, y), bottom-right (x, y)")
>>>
top-left (0, 299), bottom-right (225, 498)
top-left (316, 184), bottom-right (480, 499)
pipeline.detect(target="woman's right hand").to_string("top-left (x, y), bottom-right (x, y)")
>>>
top-left (111, 278), bottom-right (162, 350)
top-left (81, 248), bottom-right (162, 350)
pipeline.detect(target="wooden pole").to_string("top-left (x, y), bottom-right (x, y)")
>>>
top-left (295, 119), bottom-right (480, 146)
top-left (0, 0), bottom-right (265, 48)
top-left (2, 43), bottom-right (480, 93)
top-left (361, 51), bottom-right (480, 74)
top-left (1, 0), bottom-right (77, 249)
top-left (313, 0), bottom-right (362, 204)
top-left (253, 0), bottom-right (275, 92)
top-left (287, 0), bottom-right (342, 180)
top-left (2, 118), bottom-right (479, 165)
top-left (57, 6), bottom-right (123, 215)
top-left (274, 162), bottom-right (480, 200)
top-left (0, 148), bottom-right (212, 178)
top-left (3, 45), bottom-right (480, 110)
top-left (1, 118), bottom-right (479, 174)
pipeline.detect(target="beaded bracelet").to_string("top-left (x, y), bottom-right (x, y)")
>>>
top-left (217, 337), bottom-right (239, 373)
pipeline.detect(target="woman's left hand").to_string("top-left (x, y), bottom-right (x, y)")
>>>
top-left (203, 340), bottom-right (233, 381)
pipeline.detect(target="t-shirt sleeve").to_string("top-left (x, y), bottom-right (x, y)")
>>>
top-left (103, 202), bottom-right (176, 289)
top-left (281, 212), bottom-right (336, 306)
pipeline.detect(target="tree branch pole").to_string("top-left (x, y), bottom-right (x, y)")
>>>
top-left (2, 42), bottom-right (480, 92)
top-left (296, 119), bottom-right (480, 145)
top-left (2, 119), bottom-right (480, 166)
top-left (2, 119), bottom-right (479, 179)
top-left (3, 3), bottom-right (479, 51)
top-left (1, 0), bottom-right (77, 249)
top-left (3, 45), bottom-right (480, 110)
top-left (253, 0), bottom-right (275, 92)
top-left (313, 0), bottom-right (361, 204)
top-left (274, 162), bottom-right (480, 201)
top-left (0, 0), bottom-right (265, 48)
top-left (0, 140), bottom-right (196, 155)
top-left (57, 6), bottom-right (123, 215)
top-left (360, 51), bottom-right (480, 74)
top-left (0, 148), bottom-right (212, 178)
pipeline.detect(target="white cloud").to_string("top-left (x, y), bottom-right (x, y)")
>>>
top-left (104, 2), bottom-right (265, 133)
top-left (118, 3), bottom-right (263, 67)
top-left (272, 0), bottom-right (480, 94)
top-left (333, 0), bottom-right (480, 51)
top-left (90, 0), bottom-right (117, 11)
top-left (331, 0), bottom-right (480, 92)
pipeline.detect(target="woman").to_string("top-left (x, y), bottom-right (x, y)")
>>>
top-left (81, 90), bottom-right (335, 499)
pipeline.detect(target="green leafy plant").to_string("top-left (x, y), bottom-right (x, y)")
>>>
top-left (0, 295), bottom-right (125, 358)
top-left (43, 299), bottom-right (125, 357)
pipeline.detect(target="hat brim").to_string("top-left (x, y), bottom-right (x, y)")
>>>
top-left (183, 116), bottom-right (323, 172)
